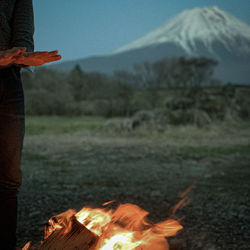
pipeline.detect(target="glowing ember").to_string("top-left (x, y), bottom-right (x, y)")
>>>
top-left (23, 202), bottom-right (183, 250)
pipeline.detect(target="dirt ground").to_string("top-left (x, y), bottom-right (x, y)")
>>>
top-left (17, 121), bottom-right (250, 249)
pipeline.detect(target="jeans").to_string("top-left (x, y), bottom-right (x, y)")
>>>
top-left (0, 66), bottom-right (24, 249)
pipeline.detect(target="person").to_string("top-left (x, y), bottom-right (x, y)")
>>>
top-left (0, 1), bottom-right (61, 249)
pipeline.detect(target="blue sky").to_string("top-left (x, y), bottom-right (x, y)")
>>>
top-left (33, 0), bottom-right (250, 62)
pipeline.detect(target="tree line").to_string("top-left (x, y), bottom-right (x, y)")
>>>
top-left (22, 56), bottom-right (249, 124)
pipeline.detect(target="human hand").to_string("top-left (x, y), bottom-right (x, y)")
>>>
top-left (0, 47), bottom-right (26, 66)
top-left (14, 50), bottom-right (62, 66)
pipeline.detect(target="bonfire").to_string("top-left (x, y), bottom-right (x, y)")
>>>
top-left (22, 201), bottom-right (183, 250)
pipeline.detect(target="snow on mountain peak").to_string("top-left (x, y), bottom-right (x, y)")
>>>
top-left (113, 6), bottom-right (250, 56)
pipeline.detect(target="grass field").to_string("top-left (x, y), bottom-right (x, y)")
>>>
top-left (18, 116), bottom-right (250, 249)
top-left (25, 116), bottom-right (107, 135)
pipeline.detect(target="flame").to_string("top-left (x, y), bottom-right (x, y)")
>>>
top-left (152, 219), bottom-right (183, 237)
top-left (102, 200), bottom-right (116, 206)
top-left (23, 202), bottom-right (183, 249)
top-left (75, 207), bottom-right (112, 236)
top-left (75, 203), bottom-right (182, 249)
top-left (98, 229), bottom-right (143, 250)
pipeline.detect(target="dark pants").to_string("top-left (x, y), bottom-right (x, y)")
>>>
top-left (0, 66), bottom-right (24, 249)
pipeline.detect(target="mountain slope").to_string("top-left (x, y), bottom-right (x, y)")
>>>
top-left (52, 6), bottom-right (250, 84)
top-left (114, 6), bottom-right (250, 57)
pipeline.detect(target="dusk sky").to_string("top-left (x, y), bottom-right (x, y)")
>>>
top-left (33, 0), bottom-right (250, 62)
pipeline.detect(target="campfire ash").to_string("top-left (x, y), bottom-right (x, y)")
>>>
top-left (22, 202), bottom-right (183, 250)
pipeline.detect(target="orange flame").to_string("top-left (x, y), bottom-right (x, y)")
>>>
top-left (75, 203), bottom-right (183, 249)
top-left (75, 207), bottom-right (112, 236)
top-left (23, 202), bottom-right (183, 250)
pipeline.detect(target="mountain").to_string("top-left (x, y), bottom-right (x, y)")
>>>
top-left (51, 6), bottom-right (250, 84)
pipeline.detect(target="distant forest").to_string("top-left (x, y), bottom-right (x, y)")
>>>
top-left (22, 56), bottom-right (250, 127)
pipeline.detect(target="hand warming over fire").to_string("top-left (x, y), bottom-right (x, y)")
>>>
top-left (14, 50), bottom-right (62, 66)
top-left (0, 47), bottom-right (26, 66)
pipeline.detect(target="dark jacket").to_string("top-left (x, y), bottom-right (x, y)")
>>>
top-left (0, 0), bottom-right (34, 52)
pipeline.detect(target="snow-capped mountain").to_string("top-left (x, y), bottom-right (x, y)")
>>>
top-left (52, 6), bottom-right (250, 84)
top-left (114, 6), bottom-right (250, 57)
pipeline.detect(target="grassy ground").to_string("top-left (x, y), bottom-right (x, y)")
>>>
top-left (18, 116), bottom-right (250, 249)
top-left (25, 116), bottom-right (107, 135)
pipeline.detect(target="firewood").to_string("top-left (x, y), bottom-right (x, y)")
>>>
top-left (37, 215), bottom-right (98, 250)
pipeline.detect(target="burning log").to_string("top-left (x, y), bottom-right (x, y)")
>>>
top-left (38, 216), bottom-right (98, 250)
top-left (23, 210), bottom-right (99, 250)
